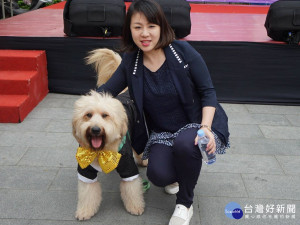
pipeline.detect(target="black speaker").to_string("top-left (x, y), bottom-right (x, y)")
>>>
top-left (155, 0), bottom-right (191, 39)
top-left (265, 0), bottom-right (300, 45)
top-left (63, 0), bottom-right (126, 37)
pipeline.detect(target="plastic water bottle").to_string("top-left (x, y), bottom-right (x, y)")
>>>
top-left (197, 129), bottom-right (216, 165)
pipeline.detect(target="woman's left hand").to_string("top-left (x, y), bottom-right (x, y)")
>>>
top-left (194, 128), bottom-right (216, 154)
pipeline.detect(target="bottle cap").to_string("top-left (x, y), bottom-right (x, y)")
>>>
top-left (197, 129), bottom-right (205, 137)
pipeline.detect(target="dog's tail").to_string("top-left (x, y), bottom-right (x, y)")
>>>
top-left (86, 49), bottom-right (122, 87)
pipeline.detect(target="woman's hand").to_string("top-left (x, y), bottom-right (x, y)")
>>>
top-left (194, 128), bottom-right (216, 154)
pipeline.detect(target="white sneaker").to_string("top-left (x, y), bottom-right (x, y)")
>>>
top-left (164, 182), bottom-right (179, 195)
top-left (169, 204), bottom-right (193, 225)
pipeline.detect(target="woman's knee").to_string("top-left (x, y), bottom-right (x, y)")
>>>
top-left (173, 129), bottom-right (201, 159)
top-left (147, 165), bottom-right (175, 187)
top-left (147, 144), bottom-right (176, 186)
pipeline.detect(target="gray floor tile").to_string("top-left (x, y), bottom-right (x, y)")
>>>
top-left (246, 105), bottom-right (300, 115)
top-left (196, 172), bottom-right (248, 198)
top-left (0, 166), bottom-right (58, 190)
top-left (47, 93), bottom-right (80, 100)
top-left (227, 112), bottom-right (291, 126)
top-left (229, 137), bottom-right (300, 156)
top-left (49, 168), bottom-right (77, 191)
top-left (0, 190), bottom-right (77, 220)
top-left (201, 154), bottom-right (284, 175)
top-left (221, 103), bottom-right (249, 113)
top-left (62, 98), bottom-right (78, 109)
top-left (0, 118), bottom-right (51, 132)
top-left (275, 156), bottom-right (300, 175)
top-left (227, 124), bottom-right (264, 138)
top-left (0, 131), bottom-right (74, 147)
top-left (27, 107), bottom-right (73, 120)
top-left (36, 97), bottom-right (68, 108)
top-left (285, 114), bottom-right (300, 127)
top-left (38, 94), bottom-right (78, 109)
top-left (0, 146), bottom-right (28, 166)
top-left (259, 125), bottom-right (300, 139)
top-left (18, 146), bottom-right (77, 167)
top-left (45, 119), bottom-right (72, 133)
top-left (242, 174), bottom-right (300, 200)
top-left (0, 219), bottom-right (30, 225)
top-left (28, 220), bottom-right (139, 225)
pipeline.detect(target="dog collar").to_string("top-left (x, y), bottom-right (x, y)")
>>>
top-left (118, 132), bottom-right (129, 152)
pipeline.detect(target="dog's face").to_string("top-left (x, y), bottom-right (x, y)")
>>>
top-left (72, 91), bottom-right (128, 151)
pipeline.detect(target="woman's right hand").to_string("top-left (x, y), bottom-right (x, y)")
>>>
top-left (194, 128), bottom-right (216, 154)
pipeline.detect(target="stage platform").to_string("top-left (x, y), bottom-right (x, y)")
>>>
top-left (0, 2), bottom-right (299, 105)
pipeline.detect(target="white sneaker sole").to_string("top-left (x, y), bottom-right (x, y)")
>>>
top-left (169, 205), bottom-right (193, 225)
top-left (165, 183), bottom-right (179, 195)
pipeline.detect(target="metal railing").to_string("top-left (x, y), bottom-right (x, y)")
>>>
top-left (1, 0), bottom-right (13, 19)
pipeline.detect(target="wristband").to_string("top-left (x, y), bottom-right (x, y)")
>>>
top-left (200, 124), bottom-right (212, 132)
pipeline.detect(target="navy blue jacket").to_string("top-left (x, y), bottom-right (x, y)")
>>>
top-left (97, 40), bottom-right (229, 154)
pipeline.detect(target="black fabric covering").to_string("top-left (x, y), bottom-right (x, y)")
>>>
top-left (77, 164), bottom-right (98, 180)
top-left (189, 41), bottom-right (300, 105)
top-left (0, 37), bottom-right (121, 94)
top-left (116, 91), bottom-right (137, 136)
top-left (116, 133), bottom-right (139, 179)
top-left (0, 36), bottom-right (299, 105)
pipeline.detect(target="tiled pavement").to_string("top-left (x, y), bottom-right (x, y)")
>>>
top-left (0, 93), bottom-right (299, 225)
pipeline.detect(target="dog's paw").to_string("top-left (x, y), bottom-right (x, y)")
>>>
top-left (125, 204), bottom-right (145, 216)
top-left (75, 209), bottom-right (96, 221)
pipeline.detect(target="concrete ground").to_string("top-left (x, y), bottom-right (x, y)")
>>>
top-left (0, 93), bottom-right (299, 225)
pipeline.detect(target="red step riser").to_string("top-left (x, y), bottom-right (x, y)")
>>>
top-left (19, 91), bottom-right (47, 122)
top-left (0, 50), bottom-right (48, 123)
top-left (0, 82), bottom-right (48, 123)
top-left (29, 53), bottom-right (49, 104)
top-left (0, 95), bottom-right (29, 123)
top-left (0, 80), bottom-right (30, 95)
top-left (0, 103), bottom-right (33, 123)
top-left (36, 52), bottom-right (48, 92)
top-left (0, 74), bottom-right (48, 96)
top-left (0, 57), bottom-right (39, 71)
top-left (0, 70), bottom-right (47, 96)
top-left (0, 107), bottom-right (22, 123)
top-left (28, 72), bottom-right (49, 107)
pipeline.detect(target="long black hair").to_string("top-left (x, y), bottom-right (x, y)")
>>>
top-left (121, 0), bottom-right (175, 52)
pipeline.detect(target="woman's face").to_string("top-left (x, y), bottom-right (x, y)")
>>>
top-left (130, 12), bottom-right (161, 54)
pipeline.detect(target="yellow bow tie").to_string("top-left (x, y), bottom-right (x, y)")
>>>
top-left (76, 147), bottom-right (122, 174)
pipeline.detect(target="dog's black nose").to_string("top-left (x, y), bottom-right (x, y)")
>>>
top-left (91, 126), bottom-right (101, 135)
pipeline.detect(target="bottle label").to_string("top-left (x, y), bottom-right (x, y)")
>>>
top-left (200, 143), bottom-right (216, 164)
top-left (200, 143), bottom-right (209, 161)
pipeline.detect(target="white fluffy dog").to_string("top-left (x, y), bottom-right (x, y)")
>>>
top-left (72, 49), bottom-right (145, 220)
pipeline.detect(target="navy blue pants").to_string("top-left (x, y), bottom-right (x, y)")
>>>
top-left (146, 127), bottom-right (202, 208)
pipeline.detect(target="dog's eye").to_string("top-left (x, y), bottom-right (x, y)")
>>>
top-left (102, 113), bottom-right (109, 118)
top-left (86, 113), bottom-right (93, 118)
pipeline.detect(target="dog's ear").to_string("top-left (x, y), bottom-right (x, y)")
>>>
top-left (120, 119), bottom-right (128, 138)
top-left (72, 117), bottom-right (79, 141)
top-left (72, 116), bottom-right (86, 147)
top-left (118, 106), bottom-right (128, 138)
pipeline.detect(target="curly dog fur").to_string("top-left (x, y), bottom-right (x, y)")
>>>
top-left (72, 49), bottom-right (145, 220)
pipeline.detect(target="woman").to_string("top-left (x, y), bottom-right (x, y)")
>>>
top-left (97, 0), bottom-right (230, 224)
